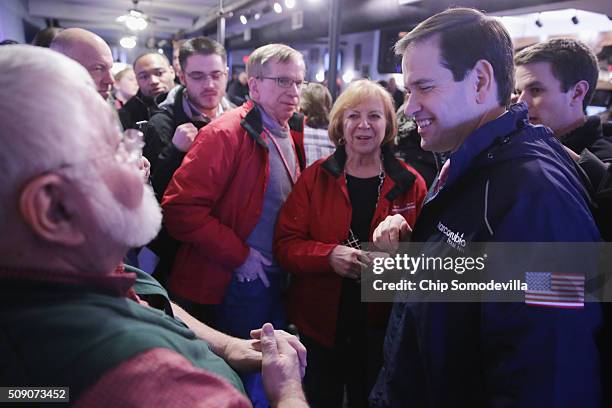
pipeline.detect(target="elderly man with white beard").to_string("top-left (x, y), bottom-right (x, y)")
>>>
top-left (0, 45), bottom-right (308, 408)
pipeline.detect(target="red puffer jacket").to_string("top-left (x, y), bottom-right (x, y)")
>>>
top-left (274, 146), bottom-right (427, 347)
top-left (162, 101), bottom-right (305, 304)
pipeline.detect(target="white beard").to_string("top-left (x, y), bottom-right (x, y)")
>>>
top-left (76, 170), bottom-right (162, 248)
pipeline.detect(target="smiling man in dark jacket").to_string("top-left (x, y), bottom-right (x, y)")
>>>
top-left (371, 8), bottom-right (602, 407)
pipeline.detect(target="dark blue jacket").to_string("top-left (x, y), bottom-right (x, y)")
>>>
top-left (370, 103), bottom-right (603, 407)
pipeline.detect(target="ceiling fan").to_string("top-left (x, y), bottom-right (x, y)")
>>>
top-left (116, 0), bottom-right (169, 31)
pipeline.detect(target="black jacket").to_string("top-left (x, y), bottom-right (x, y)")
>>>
top-left (566, 116), bottom-right (612, 241)
top-left (144, 86), bottom-right (208, 286)
top-left (562, 115), bottom-right (612, 163)
top-left (143, 86), bottom-right (197, 195)
top-left (118, 90), bottom-right (164, 131)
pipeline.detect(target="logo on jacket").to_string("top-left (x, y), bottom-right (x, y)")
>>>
top-left (437, 222), bottom-right (467, 251)
top-left (391, 202), bottom-right (416, 214)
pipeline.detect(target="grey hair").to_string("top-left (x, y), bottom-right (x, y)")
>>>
top-left (0, 45), bottom-right (113, 224)
top-left (246, 43), bottom-right (305, 79)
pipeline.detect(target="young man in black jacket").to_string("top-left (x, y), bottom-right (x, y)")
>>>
top-left (144, 37), bottom-right (233, 286)
top-left (119, 52), bottom-right (176, 130)
top-left (515, 38), bottom-right (612, 163)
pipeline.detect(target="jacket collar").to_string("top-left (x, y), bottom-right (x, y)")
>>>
top-left (133, 89), bottom-right (156, 108)
top-left (0, 264), bottom-right (136, 297)
top-left (240, 100), bottom-right (305, 147)
top-left (445, 102), bottom-right (529, 188)
top-left (170, 86), bottom-right (192, 126)
top-left (560, 115), bottom-right (602, 155)
top-left (321, 144), bottom-right (417, 201)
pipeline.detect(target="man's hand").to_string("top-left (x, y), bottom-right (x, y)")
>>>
top-left (329, 245), bottom-right (371, 280)
top-left (219, 327), bottom-right (307, 375)
top-left (220, 337), bottom-right (263, 373)
top-left (373, 214), bottom-right (412, 253)
top-left (235, 247), bottom-right (271, 287)
top-left (563, 145), bottom-right (581, 163)
top-left (250, 327), bottom-right (307, 379)
top-left (137, 156), bottom-right (150, 182)
top-left (172, 123), bottom-right (198, 152)
top-left (260, 323), bottom-right (308, 408)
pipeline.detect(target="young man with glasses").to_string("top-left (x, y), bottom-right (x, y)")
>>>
top-left (162, 43), bottom-right (307, 407)
top-left (143, 36), bottom-right (234, 289)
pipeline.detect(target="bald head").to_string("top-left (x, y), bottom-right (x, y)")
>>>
top-left (51, 28), bottom-right (114, 99)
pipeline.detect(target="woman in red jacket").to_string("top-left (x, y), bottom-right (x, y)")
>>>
top-left (274, 79), bottom-right (427, 407)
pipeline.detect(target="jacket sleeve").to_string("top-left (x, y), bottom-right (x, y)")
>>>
top-left (274, 169), bottom-right (338, 276)
top-left (74, 348), bottom-right (251, 408)
top-left (481, 181), bottom-right (602, 405)
top-left (162, 126), bottom-right (249, 270)
top-left (151, 144), bottom-right (185, 202)
top-left (143, 116), bottom-right (174, 174)
top-left (482, 302), bottom-right (602, 406)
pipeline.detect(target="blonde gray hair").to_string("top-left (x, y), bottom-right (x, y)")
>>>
top-left (246, 43), bottom-right (305, 79)
top-left (328, 79), bottom-right (398, 147)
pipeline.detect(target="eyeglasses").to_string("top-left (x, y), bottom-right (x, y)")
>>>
top-left (44, 128), bottom-right (144, 179)
top-left (259, 76), bottom-right (308, 89)
top-left (115, 128), bottom-right (145, 165)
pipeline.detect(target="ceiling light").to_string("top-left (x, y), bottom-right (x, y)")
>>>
top-left (342, 70), bottom-right (355, 83)
top-left (315, 70), bottom-right (325, 82)
top-left (273, 2), bottom-right (283, 13)
top-left (120, 36), bottom-right (137, 49)
top-left (240, 14), bottom-right (248, 24)
top-left (125, 14), bottom-right (148, 31)
top-left (157, 48), bottom-right (164, 54)
top-left (254, 12), bottom-right (261, 20)
top-left (285, 0), bottom-right (296, 9)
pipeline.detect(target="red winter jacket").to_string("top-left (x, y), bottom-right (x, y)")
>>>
top-left (162, 101), bottom-right (306, 304)
top-left (274, 146), bottom-right (427, 347)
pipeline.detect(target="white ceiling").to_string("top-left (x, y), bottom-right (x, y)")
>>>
top-left (27, 0), bottom-right (253, 44)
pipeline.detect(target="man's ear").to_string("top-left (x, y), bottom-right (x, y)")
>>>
top-left (472, 59), bottom-right (495, 104)
top-left (248, 76), bottom-right (259, 100)
top-left (19, 174), bottom-right (86, 246)
top-left (178, 68), bottom-right (185, 85)
top-left (569, 80), bottom-right (589, 108)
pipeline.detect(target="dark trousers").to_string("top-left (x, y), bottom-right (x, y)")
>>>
top-left (301, 329), bottom-right (385, 408)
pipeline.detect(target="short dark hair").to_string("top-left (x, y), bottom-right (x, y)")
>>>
top-left (179, 36), bottom-right (227, 71)
top-left (300, 83), bottom-right (332, 128)
top-left (132, 52), bottom-right (171, 70)
top-left (32, 27), bottom-right (64, 48)
top-left (395, 7), bottom-right (514, 106)
top-left (515, 38), bottom-right (598, 110)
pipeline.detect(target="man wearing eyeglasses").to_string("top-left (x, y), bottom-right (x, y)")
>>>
top-left (118, 52), bottom-right (176, 131)
top-left (0, 45), bottom-right (309, 408)
top-left (144, 36), bottom-right (234, 288)
top-left (162, 43), bottom-right (307, 406)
